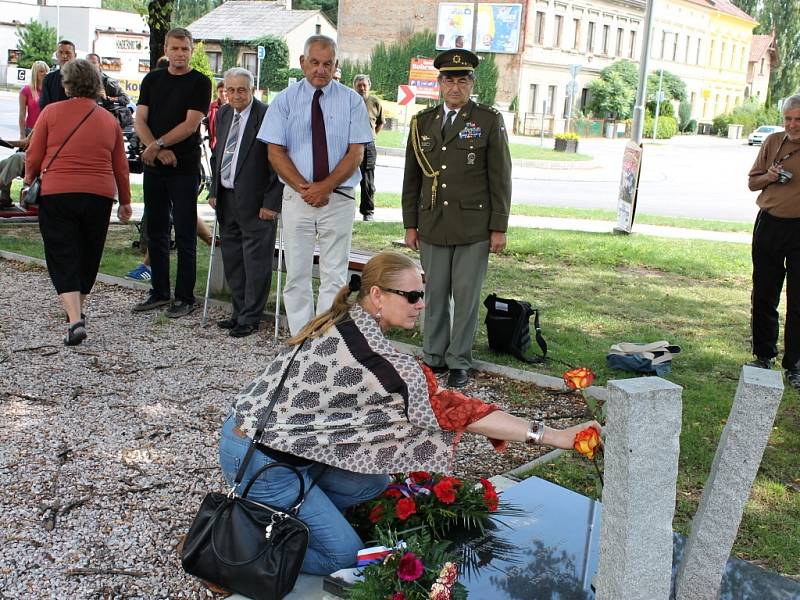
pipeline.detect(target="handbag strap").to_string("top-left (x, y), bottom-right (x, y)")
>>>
top-left (233, 340), bottom-right (305, 488)
top-left (41, 105), bottom-right (97, 175)
top-left (515, 308), bottom-right (548, 364)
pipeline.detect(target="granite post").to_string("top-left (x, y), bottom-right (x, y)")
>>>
top-left (674, 366), bottom-right (784, 600)
top-left (594, 377), bottom-right (683, 600)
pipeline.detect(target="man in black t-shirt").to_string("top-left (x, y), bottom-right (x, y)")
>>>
top-left (132, 27), bottom-right (211, 317)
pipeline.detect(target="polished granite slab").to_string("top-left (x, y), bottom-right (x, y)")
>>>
top-left (456, 476), bottom-right (800, 600)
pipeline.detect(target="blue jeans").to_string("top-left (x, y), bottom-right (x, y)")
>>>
top-left (219, 414), bottom-right (390, 575)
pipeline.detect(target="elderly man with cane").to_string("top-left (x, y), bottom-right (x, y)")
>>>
top-left (206, 68), bottom-right (283, 338)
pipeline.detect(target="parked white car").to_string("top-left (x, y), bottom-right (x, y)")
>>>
top-left (748, 125), bottom-right (784, 145)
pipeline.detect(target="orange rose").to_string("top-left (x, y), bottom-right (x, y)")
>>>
top-left (563, 367), bottom-right (595, 390)
top-left (573, 426), bottom-right (601, 460)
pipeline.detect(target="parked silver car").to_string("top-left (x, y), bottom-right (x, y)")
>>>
top-left (748, 125), bottom-right (784, 145)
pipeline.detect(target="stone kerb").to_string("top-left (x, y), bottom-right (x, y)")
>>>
top-left (674, 366), bottom-right (784, 600)
top-left (594, 377), bottom-right (683, 600)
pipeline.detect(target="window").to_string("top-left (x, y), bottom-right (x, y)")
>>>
top-left (759, 57), bottom-right (765, 75)
top-left (709, 39), bottom-right (715, 65)
top-left (242, 52), bottom-right (257, 75)
top-left (629, 30), bottom-right (636, 58)
top-left (207, 51), bottom-right (222, 74)
top-left (535, 12), bottom-right (546, 45)
top-left (573, 18), bottom-right (581, 50)
top-left (580, 87), bottom-right (589, 111)
top-left (660, 30), bottom-right (666, 58)
top-left (547, 85), bottom-right (556, 114)
top-left (696, 39), bottom-right (701, 65)
top-left (587, 22), bottom-right (595, 53)
top-left (720, 42), bottom-right (726, 67)
top-left (684, 36), bottom-right (690, 63)
top-left (740, 46), bottom-right (746, 70)
top-left (602, 24), bottom-right (610, 54)
top-left (553, 15), bottom-right (563, 48)
top-left (616, 28), bottom-right (624, 56)
top-left (672, 33), bottom-right (678, 61)
top-left (529, 84), bottom-right (539, 112)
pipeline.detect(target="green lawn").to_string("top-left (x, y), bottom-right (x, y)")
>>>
top-left (375, 129), bottom-right (593, 161)
top-left (0, 220), bottom-right (796, 575)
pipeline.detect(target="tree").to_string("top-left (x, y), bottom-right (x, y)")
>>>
top-left (733, 0), bottom-right (800, 104)
top-left (147, 0), bottom-right (173, 68)
top-left (189, 40), bottom-right (214, 81)
top-left (171, 0), bottom-right (222, 27)
top-left (586, 71), bottom-right (636, 119)
top-left (293, 0), bottom-right (338, 25)
top-left (251, 35), bottom-right (290, 91)
top-left (474, 53), bottom-right (498, 105)
top-left (16, 20), bottom-right (57, 69)
top-left (646, 70), bottom-right (687, 102)
top-left (369, 31), bottom-right (436, 101)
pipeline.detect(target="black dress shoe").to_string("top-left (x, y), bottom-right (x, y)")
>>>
top-left (230, 323), bottom-right (258, 338)
top-left (217, 318), bottom-right (237, 329)
top-left (447, 368), bottom-right (469, 388)
top-left (423, 362), bottom-right (448, 374)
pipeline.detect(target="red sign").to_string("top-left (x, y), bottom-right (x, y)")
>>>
top-left (409, 57), bottom-right (440, 100)
top-left (397, 84), bottom-right (417, 106)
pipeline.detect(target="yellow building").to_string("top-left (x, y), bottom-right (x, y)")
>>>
top-left (650, 0), bottom-right (758, 123)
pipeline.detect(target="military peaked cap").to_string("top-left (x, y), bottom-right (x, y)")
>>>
top-left (434, 49), bottom-right (479, 73)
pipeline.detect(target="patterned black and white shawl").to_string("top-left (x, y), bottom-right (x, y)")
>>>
top-left (232, 304), bottom-right (456, 474)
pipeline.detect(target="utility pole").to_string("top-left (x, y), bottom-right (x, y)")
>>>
top-left (632, 0), bottom-right (657, 144)
top-left (566, 64), bottom-right (581, 133)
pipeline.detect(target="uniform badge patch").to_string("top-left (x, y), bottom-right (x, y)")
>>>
top-left (466, 152), bottom-right (476, 165)
top-left (459, 122), bottom-right (482, 139)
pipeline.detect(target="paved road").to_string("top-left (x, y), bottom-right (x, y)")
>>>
top-left (0, 90), bottom-right (763, 222)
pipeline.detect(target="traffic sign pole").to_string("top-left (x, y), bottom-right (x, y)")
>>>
top-left (256, 45), bottom-right (265, 97)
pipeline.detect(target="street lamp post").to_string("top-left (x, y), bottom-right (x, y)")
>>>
top-left (631, 0), bottom-right (657, 144)
top-left (653, 68), bottom-right (664, 140)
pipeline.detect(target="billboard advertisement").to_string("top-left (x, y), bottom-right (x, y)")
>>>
top-left (475, 3), bottom-right (523, 54)
top-left (436, 3), bottom-right (475, 51)
top-left (409, 57), bottom-right (440, 100)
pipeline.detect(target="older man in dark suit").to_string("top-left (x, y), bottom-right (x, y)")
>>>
top-left (209, 67), bottom-right (283, 337)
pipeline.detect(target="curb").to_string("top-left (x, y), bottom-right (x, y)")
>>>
top-left (376, 145), bottom-right (600, 170)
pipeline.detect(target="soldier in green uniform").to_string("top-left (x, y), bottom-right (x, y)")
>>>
top-left (402, 48), bottom-right (512, 388)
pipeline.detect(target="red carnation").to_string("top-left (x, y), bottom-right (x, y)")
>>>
top-left (383, 488), bottom-right (403, 499)
top-left (368, 504), bottom-right (384, 523)
top-left (396, 552), bottom-right (424, 581)
top-left (441, 476), bottom-right (462, 488)
top-left (433, 479), bottom-right (457, 504)
top-left (391, 593), bottom-right (407, 600)
top-left (409, 471), bottom-right (430, 483)
top-left (395, 497), bottom-right (417, 520)
top-left (483, 487), bottom-right (499, 511)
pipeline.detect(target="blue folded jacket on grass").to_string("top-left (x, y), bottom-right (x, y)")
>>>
top-left (606, 352), bottom-right (673, 376)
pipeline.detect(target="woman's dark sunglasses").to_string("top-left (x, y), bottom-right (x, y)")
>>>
top-left (381, 287), bottom-right (425, 304)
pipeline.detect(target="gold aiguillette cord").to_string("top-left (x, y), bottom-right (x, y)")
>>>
top-left (410, 115), bottom-right (440, 207)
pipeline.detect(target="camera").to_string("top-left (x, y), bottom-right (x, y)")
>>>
top-left (778, 168), bottom-right (794, 184)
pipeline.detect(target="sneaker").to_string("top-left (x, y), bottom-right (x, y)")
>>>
top-left (133, 293), bottom-right (171, 312)
top-left (747, 357), bottom-right (775, 370)
top-left (166, 300), bottom-right (196, 319)
top-left (64, 320), bottom-right (87, 346)
top-left (126, 263), bottom-right (152, 281)
top-left (362, 213), bottom-right (374, 222)
top-left (787, 369), bottom-right (800, 390)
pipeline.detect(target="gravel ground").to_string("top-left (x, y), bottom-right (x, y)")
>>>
top-left (0, 259), bottom-right (588, 599)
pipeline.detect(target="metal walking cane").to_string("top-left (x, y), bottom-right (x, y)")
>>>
top-left (274, 214), bottom-right (284, 342)
top-left (201, 210), bottom-right (218, 327)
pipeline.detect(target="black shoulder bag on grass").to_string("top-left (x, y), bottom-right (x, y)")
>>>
top-left (24, 106), bottom-right (96, 207)
top-left (484, 293), bottom-right (548, 364)
top-left (181, 342), bottom-right (312, 600)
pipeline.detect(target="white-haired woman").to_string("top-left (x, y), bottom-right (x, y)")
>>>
top-left (19, 60), bottom-right (48, 137)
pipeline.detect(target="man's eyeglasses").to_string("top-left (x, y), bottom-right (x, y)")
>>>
top-left (381, 287), bottom-right (425, 304)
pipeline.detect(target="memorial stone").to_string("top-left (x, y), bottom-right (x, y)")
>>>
top-left (594, 377), bottom-right (683, 600)
top-left (674, 366), bottom-right (784, 600)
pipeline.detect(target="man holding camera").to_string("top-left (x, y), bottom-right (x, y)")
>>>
top-left (747, 93), bottom-right (800, 388)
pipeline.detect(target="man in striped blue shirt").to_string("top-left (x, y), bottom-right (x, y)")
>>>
top-left (260, 35), bottom-right (373, 335)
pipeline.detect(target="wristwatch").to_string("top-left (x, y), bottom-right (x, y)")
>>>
top-left (155, 138), bottom-right (166, 148)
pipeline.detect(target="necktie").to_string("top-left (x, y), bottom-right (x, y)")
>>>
top-left (441, 109), bottom-right (457, 139)
top-left (220, 112), bottom-right (240, 182)
top-left (312, 89), bottom-right (329, 182)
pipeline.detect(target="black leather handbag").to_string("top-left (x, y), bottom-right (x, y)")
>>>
top-left (181, 343), bottom-right (309, 600)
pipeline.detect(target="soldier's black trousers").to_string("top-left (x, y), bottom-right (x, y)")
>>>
top-left (359, 141), bottom-right (377, 216)
top-left (751, 209), bottom-right (800, 369)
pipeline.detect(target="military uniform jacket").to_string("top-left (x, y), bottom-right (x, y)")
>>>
top-left (402, 100), bottom-right (511, 246)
